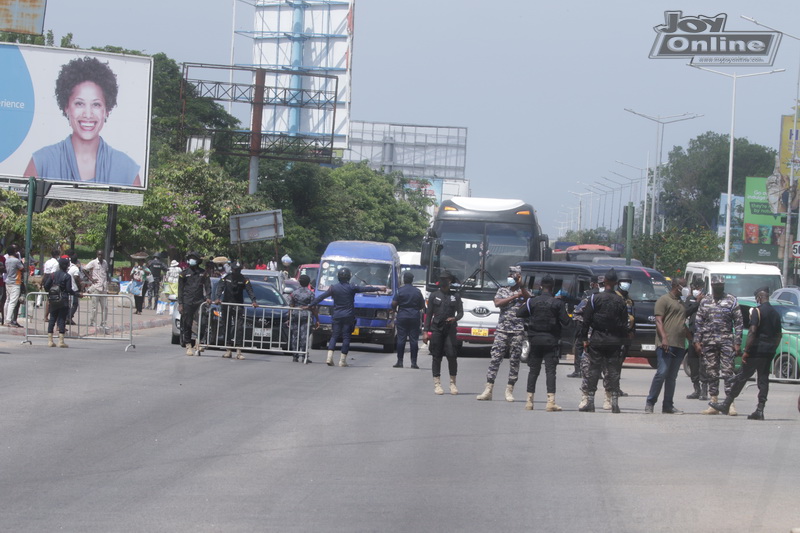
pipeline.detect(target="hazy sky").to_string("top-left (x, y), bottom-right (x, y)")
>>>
top-left (41, 1), bottom-right (800, 239)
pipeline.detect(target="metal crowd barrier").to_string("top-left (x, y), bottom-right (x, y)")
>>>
top-left (23, 292), bottom-right (135, 351)
top-left (195, 301), bottom-right (312, 362)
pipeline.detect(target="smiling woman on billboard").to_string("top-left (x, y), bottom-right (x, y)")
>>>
top-left (23, 56), bottom-right (141, 187)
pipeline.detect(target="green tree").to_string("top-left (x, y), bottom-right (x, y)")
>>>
top-left (632, 228), bottom-right (723, 278)
top-left (660, 131), bottom-right (776, 230)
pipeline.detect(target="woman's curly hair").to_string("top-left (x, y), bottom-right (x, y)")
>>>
top-left (55, 56), bottom-right (118, 116)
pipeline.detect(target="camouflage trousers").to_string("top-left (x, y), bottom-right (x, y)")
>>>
top-left (485, 330), bottom-right (524, 385)
top-left (700, 342), bottom-right (735, 397)
top-left (581, 346), bottom-right (625, 392)
top-left (581, 345), bottom-right (624, 394)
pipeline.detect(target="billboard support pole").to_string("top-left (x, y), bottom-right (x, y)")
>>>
top-left (249, 69), bottom-right (266, 195)
top-left (25, 177), bottom-right (35, 287)
top-left (105, 204), bottom-right (118, 282)
top-left (625, 203), bottom-right (634, 266)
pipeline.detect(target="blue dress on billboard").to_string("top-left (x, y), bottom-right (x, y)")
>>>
top-left (31, 135), bottom-right (139, 186)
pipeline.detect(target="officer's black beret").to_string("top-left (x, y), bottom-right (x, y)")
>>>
top-left (604, 268), bottom-right (618, 283)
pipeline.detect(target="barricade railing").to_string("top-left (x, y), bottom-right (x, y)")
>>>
top-left (195, 301), bottom-right (312, 361)
top-left (23, 292), bottom-right (135, 351)
top-left (770, 332), bottom-right (800, 383)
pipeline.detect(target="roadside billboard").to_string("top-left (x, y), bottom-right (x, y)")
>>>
top-left (780, 114), bottom-right (800, 182)
top-left (0, 0), bottom-right (46, 35)
top-left (0, 44), bottom-right (152, 190)
top-left (742, 176), bottom-right (787, 263)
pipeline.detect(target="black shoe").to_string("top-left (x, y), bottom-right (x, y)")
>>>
top-left (9, 321), bottom-right (22, 328)
top-left (708, 400), bottom-right (730, 414)
top-left (698, 393), bottom-right (709, 401)
top-left (644, 403), bottom-right (654, 414)
top-left (578, 400), bottom-right (595, 412)
top-left (393, 362), bottom-right (403, 368)
top-left (618, 389), bottom-right (629, 397)
top-left (410, 364), bottom-right (419, 369)
top-left (747, 409), bottom-right (764, 420)
top-left (686, 391), bottom-right (700, 399)
top-left (566, 371), bottom-right (581, 378)
top-left (662, 407), bottom-right (684, 414)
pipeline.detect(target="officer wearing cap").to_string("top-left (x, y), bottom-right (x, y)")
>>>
top-left (709, 286), bottom-right (781, 419)
top-left (212, 260), bottom-right (257, 360)
top-left (178, 251), bottom-right (212, 356)
top-left (694, 274), bottom-right (743, 415)
top-left (476, 266), bottom-right (530, 402)
top-left (391, 271), bottom-right (426, 369)
top-left (423, 270), bottom-right (464, 395)
top-left (516, 273), bottom-right (570, 411)
top-left (577, 268), bottom-right (630, 413)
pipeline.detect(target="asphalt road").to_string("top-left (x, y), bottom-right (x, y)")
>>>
top-left (1, 328), bottom-right (799, 532)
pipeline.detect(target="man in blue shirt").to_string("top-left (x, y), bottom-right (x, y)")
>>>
top-left (392, 272), bottom-right (426, 369)
top-left (309, 267), bottom-right (386, 367)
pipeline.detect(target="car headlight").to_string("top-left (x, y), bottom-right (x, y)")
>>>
top-left (376, 310), bottom-right (389, 320)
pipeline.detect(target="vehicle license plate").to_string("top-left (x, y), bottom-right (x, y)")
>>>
top-left (641, 344), bottom-right (656, 352)
top-left (253, 328), bottom-right (272, 338)
top-left (353, 327), bottom-right (360, 336)
top-left (472, 328), bottom-right (489, 337)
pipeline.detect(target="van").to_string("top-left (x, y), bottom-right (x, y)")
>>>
top-left (516, 261), bottom-right (670, 364)
top-left (684, 262), bottom-right (783, 298)
top-left (312, 241), bottom-right (400, 352)
top-left (397, 251), bottom-right (427, 292)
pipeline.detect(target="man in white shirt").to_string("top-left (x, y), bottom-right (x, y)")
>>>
top-left (67, 253), bottom-right (82, 325)
top-left (42, 249), bottom-right (60, 320)
top-left (84, 250), bottom-right (109, 328)
top-left (4, 245), bottom-right (24, 328)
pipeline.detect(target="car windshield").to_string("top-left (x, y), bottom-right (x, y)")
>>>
top-left (251, 283), bottom-right (287, 306)
top-left (716, 274), bottom-right (783, 299)
top-left (318, 260), bottom-right (393, 293)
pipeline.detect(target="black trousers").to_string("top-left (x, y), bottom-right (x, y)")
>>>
top-left (47, 303), bottom-right (69, 334)
top-left (527, 344), bottom-right (559, 394)
top-left (396, 316), bottom-right (421, 364)
top-left (685, 342), bottom-right (707, 385)
top-left (430, 324), bottom-right (458, 377)
top-left (727, 356), bottom-right (772, 405)
top-left (180, 302), bottom-right (203, 347)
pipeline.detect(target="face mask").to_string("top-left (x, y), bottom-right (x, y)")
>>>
top-left (507, 277), bottom-right (516, 286)
top-left (188, 259), bottom-right (197, 266)
top-left (692, 289), bottom-right (701, 298)
top-left (619, 282), bottom-right (631, 292)
top-left (598, 287), bottom-right (605, 293)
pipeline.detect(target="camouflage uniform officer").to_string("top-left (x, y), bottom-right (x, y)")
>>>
top-left (693, 274), bottom-right (743, 415)
top-left (568, 275), bottom-right (600, 378)
top-left (476, 266), bottom-right (530, 402)
top-left (577, 269), bottom-right (630, 413)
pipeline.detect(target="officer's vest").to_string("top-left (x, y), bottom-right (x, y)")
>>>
top-left (527, 295), bottom-right (558, 333)
top-left (590, 293), bottom-right (628, 334)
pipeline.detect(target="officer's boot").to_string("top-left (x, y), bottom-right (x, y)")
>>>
top-left (235, 349), bottom-right (245, 360)
top-left (525, 393), bottom-right (534, 410)
top-left (47, 333), bottom-right (56, 348)
top-left (57, 334), bottom-right (68, 348)
top-left (748, 402), bottom-right (765, 420)
top-left (686, 381), bottom-right (701, 399)
top-left (185, 343), bottom-right (194, 356)
top-left (476, 383), bottom-right (493, 401)
top-left (578, 392), bottom-right (588, 410)
top-left (193, 340), bottom-right (202, 356)
top-left (611, 392), bottom-right (621, 414)
top-left (708, 396), bottom-right (733, 415)
top-left (223, 349), bottom-right (233, 358)
top-left (702, 395), bottom-right (720, 415)
top-left (578, 392), bottom-right (595, 412)
top-left (339, 353), bottom-right (348, 367)
top-left (433, 376), bottom-right (444, 395)
top-left (326, 350), bottom-right (334, 366)
top-left (728, 401), bottom-right (737, 416)
top-left (505, 384), bottom-right (514, 402)
top-left (603, 391), bottom-right (612, 410)
top-left (698, 382), bottom-right (709, 401)
top-left (449, 376), bottom-right (458, 395)
top-left (546, 393), bottom-right (562, 412)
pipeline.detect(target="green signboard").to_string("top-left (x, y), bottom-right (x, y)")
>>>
top-left (742, 176), bottom-right (786, 263)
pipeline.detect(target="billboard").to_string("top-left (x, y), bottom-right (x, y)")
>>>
top-left (249, 0), bottom-right (354, 150)
top-left (0, 0), bottom-right (46, 35)
top-left (742, 176), bottom-right (787, 263)
top-left (780, 114), bottom-right (800, 182)
top-left (0, 44), bottom-right (152, 190)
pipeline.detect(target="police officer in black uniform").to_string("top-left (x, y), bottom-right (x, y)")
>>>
top-left (178, 251), bottom-right (212, 356)
top-left (578, 268), bottom-right (630, 413)
top-left (213, 260), bottom-right (258, 360)
top-left (517, 274), bottom-right (570, 411)
top-left (423, 270), bottom-right (464, 395)
top-left (709, 287), bottom-right (782, 419)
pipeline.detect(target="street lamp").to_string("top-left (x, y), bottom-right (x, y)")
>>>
top-left (688, 64), bottom-right (786, 262)
top-left (568, 191), bottom-right (592, 232)
top-left (609, 171), bottom-right (643, 235)
top-left (742, 15), bottom-right (800, 281)
top-left (601, 176), bottom-right (628, 230)
top-left (592, 182), bottom-right (617, 230)
top-left (615, 159), bottom-right (650, 234)
top-left (624, 109), bottom-right (703, 236)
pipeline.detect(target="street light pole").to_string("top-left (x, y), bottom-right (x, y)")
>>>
top-left (601, 176), bottom-right (628, 230)
top-left (569, 191), bottom-right (592, 233)
top-left (742, 16), bottom-right (800, 282)
top-left (688, 64), bottom-right (786, 262)
top-left (624, 109), bottom-right (703, 236)
top-left (616, 157), bottom-right (650, 234)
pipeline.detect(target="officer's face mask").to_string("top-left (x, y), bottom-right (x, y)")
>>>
top-left (598, 287), bottom-right (605, 293)
top-left (619, 282), bottom-right (631, 292)
top-left (188, 259), bottom-right (197, 267)
top-left (692, 289), bottom-right (701, 298)
top-left (507, 277), bottom-right (516, 286)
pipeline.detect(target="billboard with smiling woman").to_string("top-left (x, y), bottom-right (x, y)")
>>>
top-left (0, 44), bottom-right (152, 190)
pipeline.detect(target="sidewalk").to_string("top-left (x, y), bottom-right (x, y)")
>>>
top-left (0, 301), bottom-right (173, 338)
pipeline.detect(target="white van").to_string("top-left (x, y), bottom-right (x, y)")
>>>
top-left (684, 262), bottom-right (783, 298)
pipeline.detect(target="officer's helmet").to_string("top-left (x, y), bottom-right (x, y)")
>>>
top-left (231, 260), bottom-right (243, 272)
top-left (338, 267), bottom-right (352, 282)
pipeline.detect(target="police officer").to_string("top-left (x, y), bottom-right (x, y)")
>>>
top-left (709, 287), bottom-right (780, 420)
top-left (213, 260), bottom-right (257, 360)
top-left (568, 275), bottom-right (599, 378)
top-left (694, 274), bottom-right (743, 415)
top-left (614, 272), bottom-right (636, 401)
top-left (391, 271), bottom-right (426, 369)
top-left (683, 279), bottom-right (707, 400)
top-left (146, 252), bottom-right (168, 310)
top-left (178, 251), bottom-right (212, 356)
top-left (288, 274), bottom-right (316, 363)
top-left (423, 270), bottom-right (464, 395)
top-left (308, 267), bottom-right (386, 367)
top-left (578, 269), bottom-right (630, 413)
top-left (476, 266), bottom-right (530, 402)
top-left (516, 274), bottom-right (570, 411)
